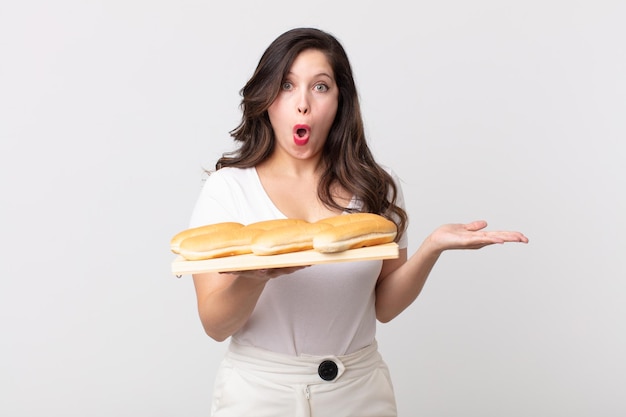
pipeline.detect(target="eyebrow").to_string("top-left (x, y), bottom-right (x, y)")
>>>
top-left (286, 71), bottom-right (334, 80)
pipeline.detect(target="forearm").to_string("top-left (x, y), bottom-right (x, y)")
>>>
top-left (193, 273), bottom-right (269, 341)
top-left (375, 237), bottom-right (442, 323)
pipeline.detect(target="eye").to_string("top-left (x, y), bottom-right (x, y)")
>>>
top-left (314, 83), bottom-right (329, 92)
top-left (281, 81), bottom-right (293, 91)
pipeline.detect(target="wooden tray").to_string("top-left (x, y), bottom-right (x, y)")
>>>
top-left (171, 242), bottom-right (399, 276)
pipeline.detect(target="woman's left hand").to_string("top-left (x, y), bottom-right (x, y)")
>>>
top-left (427, 220), bottom-right (529, 253)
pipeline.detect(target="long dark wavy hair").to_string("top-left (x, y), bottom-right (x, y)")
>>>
top-left (215, 27), bottom-right (407, 239)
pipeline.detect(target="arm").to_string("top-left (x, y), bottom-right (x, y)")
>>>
top-left (192, 266), bottom-right (306, 341)
top-left (375, 220), bottom-right (528, 323)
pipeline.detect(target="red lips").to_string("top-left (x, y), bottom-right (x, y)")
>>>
top-left (293, 124), bottom-right (310, 146)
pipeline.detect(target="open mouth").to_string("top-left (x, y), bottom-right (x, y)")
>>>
top-left (293, 124), bottom-right (310, 146)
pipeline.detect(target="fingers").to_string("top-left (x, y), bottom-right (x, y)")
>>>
top-left (464, 220), bottom-right (488, 231)
top-left (221, 265), bottom-right (310, 279)
top-left (503, 232), bottom-right (529, 243)
top-left (464, 221), bottom-right (528, 243)
top-left (482, 230), bottom-right (529, 243)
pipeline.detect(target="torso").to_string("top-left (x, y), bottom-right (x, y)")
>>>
top-left (188, 166), bottom-right (408, 356)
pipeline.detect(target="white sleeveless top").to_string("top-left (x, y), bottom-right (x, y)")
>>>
top-left (189, 167), bottom-right (408, 356)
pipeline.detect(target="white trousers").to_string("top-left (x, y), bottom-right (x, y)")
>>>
top-left (210, 340), bottom-right (397, 417)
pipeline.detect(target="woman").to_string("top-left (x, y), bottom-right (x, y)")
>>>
top-left (187, 27), bottom-right (528, 416)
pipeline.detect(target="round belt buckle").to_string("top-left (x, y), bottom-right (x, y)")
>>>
top-left (318, 360), bottom-right (339, 381)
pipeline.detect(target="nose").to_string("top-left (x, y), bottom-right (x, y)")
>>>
top-left (297, 92), bottom-right (310, 115)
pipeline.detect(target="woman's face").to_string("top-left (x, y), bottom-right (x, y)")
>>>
top-left (267, 49), bottom-right (339, 162)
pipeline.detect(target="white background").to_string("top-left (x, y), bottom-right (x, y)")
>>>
top-left (1, 1), bottom-right (625, 416)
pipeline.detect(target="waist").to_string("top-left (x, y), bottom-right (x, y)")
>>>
top-left (225, 339), bottom-right (383, 385)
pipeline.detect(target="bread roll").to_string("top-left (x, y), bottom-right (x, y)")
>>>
top-left (313, 215), bottom-right (397, 253)
top-left (170, 222), bottom-right (244, 254)
top-left (176, 218), bottom-right (309, 260)
top-left (178, 227), bottom-right (263, 260)
top-left (251, 222), bottom-right (332, 255)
